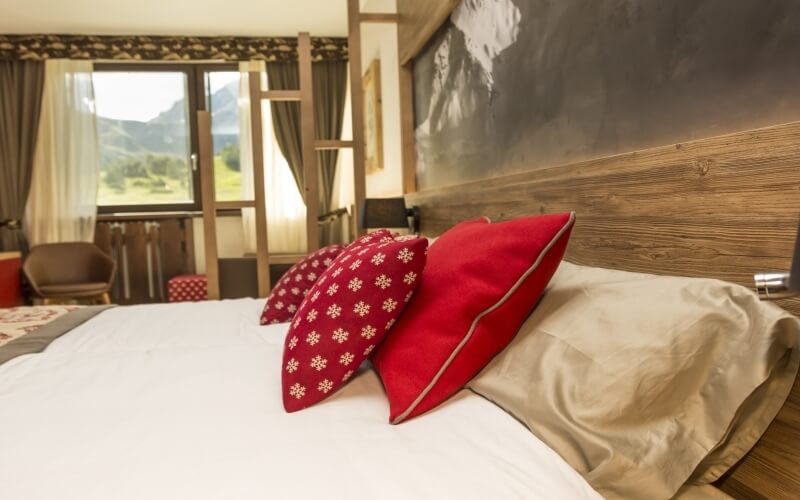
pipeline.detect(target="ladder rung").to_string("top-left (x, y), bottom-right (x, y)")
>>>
top-left (360, 13), bottom-right (399, 23)
top-left (261, 90), bottom-right (301, 101)
top-left (215, 200), bottom-right (256, 210)
top-left (315, 140), bottom-right (354, 150)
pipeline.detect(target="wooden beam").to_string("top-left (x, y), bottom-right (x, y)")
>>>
top-left (214, 200), bottom-right (256, 210)
top-left (268, 253), bottom-right (307, 265)
top-left (298, 33), bottom-right (320, 252)
top-left (397, 0), bottom-right (460, 65)
top-left (399, 62), bottom-right (417, 193)
top-left (261, 90), bottom-right (301, 101)
top-left (197, 111), bottom-right (220, 300)
top-left (348, 0), bottom-right (368, 237)
top-left (314, 140), bottom-right (355, 150)
top-left (248, 71), bottom-right (272, 297)
top-left (360, 13), bottom-right (399, 23)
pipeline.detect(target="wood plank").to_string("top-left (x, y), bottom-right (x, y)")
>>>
top-left (348, 0), bottom-right (368, 236)
top-left (314, 140), bottom-right (354, 150)
top-left (299, 32), bottom-right (320, 252)
top-left (197, 111), bottom-right (220, 300)
top-left (397, 0), bottom-right (460, 65)
top-left (268, 253), bottom-right (306, 265)
top-left (360, 13), bottom-right (399, 23)
top-left (249, 71), bottom-right (272, 297)
top-left (399, 62), bottom-right (417, 193)
top-left (214, 200), bottom-right (256, 210)
top-left (261, 90), bottom-right (301, 101)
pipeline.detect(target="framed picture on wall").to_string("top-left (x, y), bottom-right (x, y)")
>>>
top-left (363, 59), bottom-right (383, 175)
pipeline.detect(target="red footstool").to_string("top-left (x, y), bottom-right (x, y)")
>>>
top-left (167, 275), bottom-right (208, 302)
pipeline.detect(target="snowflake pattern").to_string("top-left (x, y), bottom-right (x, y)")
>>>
top-left (260, 244), bottom-right (344, 325)
top-left (310, 355), bottom-right (327, 371)
top-left (397, 248), bottom-right (414, 263)
top-left (280, 232), bottom-right (426, 411)
top-left (318, 379), bottom-right (333, 393)
top-left (353, 301), bottom-right (370, 317)
top-left (327, 304), bottom-right (342, 318)
top-left (375, 274), bottom-right (392, 289)
top-left (348, 277), bottom-right (363, 292)
top-left (332, 328), bottom-right (349, 343)
top-left (339, 352), bottom-right (355, 365)
top-left (361, 325), bottom-right (376, 339)
top-left (306, 331), bottom-right (320, 345)
top-left (289, 383), bottom-right (306, 399)
top-left (382, 298), bottom-right (398, 312)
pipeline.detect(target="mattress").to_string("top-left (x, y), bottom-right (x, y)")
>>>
top-left (0, 299), bottom-right (600, 500)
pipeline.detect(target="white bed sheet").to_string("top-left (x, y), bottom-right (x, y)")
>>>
top-left (0, 299), bottom-right (600, 500)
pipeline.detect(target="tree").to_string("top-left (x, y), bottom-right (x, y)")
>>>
top-left (220, 143), bottom-right (240, 171)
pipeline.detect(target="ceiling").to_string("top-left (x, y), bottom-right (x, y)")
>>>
top-left (0, 0), bottom-right (349, 37)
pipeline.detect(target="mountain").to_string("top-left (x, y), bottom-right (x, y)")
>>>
top-left (97, 79), bottom-right (240, 166)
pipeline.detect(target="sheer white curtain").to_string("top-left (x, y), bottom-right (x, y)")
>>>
top-left (239, 61), bottom-right (307, 254)
top-left (25, 59), bottom-right (99, 246)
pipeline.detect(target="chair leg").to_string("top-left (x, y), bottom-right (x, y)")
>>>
top-left (99, 292), bottom-right (111, 305)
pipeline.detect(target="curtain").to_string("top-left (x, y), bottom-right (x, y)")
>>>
top-left (239, 61), bottom-right (307, 254)
top-left (24, 60), bottom-right (99, 246)
top-left (265, 62), bottom-right (304, 198)
top-left (0, 60), bottom-right (44, 252)
top-left (266, 60), bottom-right (348, 245)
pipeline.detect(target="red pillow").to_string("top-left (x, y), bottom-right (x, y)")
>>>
top-left (372, 212), bottom-right (575, 423)
top-left (281, 233), bottom-right (428, 412)
top-left (260, 245), bottom-right (345, 325)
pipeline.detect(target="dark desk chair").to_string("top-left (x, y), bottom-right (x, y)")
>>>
top-left (23, 242), bottom-right (116, 305)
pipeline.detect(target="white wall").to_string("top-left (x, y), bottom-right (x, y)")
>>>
top-left (360, 0), bottom-right (403, 198)
top-left (192, 216), bottom-right (246, 274)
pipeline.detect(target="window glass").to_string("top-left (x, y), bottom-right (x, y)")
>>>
top-left (205, 71), bottom-right (242, 201)
top-left (93, 71), bottom-right (193, 206)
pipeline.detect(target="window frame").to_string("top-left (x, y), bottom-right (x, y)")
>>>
top-left (94, 62), bottom-right (239, 214)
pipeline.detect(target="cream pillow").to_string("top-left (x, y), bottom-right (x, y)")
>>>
top-left (469, 262), bottom-right (800, 500)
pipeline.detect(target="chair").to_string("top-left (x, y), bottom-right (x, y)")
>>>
top-left (23, 242), bottom-right (116, 305)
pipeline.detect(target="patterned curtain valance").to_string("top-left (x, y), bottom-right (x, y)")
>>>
top-left (0, 35), bottom-right (348, 62)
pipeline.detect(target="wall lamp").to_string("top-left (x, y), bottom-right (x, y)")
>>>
top-left (754, 225), bottom-right (800, 300)
top-left (360, 198), bottom-right (420, 234)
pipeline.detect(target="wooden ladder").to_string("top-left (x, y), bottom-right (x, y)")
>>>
top-left (198, 19), bottom-right (370, 300)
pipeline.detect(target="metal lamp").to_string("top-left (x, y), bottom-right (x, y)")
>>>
top-left (360, 198), bottom-right (420, 233)
top-left (755, 224), bottom-right (800, 299)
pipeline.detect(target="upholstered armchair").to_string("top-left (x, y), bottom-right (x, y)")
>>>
top-left (23, 242), bottom-right (116, 305)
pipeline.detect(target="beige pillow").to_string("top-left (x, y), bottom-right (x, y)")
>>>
top-left (469, 262), bottom-right (800, 500)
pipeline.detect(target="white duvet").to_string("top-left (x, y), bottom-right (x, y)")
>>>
top-left (0, 299), bottom-right (600, 500)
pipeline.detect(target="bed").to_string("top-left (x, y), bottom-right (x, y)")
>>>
top-left (0, 299), bottom-right (600, 500)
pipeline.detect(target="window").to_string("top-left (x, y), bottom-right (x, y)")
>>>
top-left (93, 64), bottom-right (241, 212)
top-left (203, 71), bottom-right (242, 201)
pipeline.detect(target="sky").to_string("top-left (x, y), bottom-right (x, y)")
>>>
top-left (92, 71), bottom-right (239, 122)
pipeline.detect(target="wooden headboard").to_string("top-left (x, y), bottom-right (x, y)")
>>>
top-left (405, 121), bottom-right (800, 498)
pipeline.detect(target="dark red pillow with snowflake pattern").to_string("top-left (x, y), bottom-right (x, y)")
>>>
top-left (260, 245), bottom-right (345, 325)
top-left (281, 232), bottom-right (427, 412)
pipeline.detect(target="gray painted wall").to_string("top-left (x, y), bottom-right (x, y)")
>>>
top-left (413, 0), bottom-right (800, 190)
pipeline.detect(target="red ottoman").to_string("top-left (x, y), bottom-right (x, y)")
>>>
top-left (167, 275), bottom-right (208, 302)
